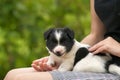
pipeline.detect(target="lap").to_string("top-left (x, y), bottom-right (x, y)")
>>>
top-left (5, 67), bottom-right (120, 80)
top-left (50, 71), bottom-right (120, 80)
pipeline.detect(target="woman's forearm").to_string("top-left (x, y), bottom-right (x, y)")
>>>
top-left (81, 0), bottom-right (105, 46)
top-left (80, 34), bottom-right (104, 46)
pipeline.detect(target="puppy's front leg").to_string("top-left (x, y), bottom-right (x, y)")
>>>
top-left (58, 59), bottom-right (73, 72)
top-left (47, 55), bottom-right (55, 67)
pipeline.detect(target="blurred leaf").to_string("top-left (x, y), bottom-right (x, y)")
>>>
top-left (0, 0), bottom-right (90, 79)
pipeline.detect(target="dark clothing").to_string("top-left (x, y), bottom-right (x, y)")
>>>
top-left (95, 0), bottom-right (120, 42)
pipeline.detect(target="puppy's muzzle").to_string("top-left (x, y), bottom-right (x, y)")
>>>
top-left (53, 45), bottom-right (66, 56)
top-left (55, 51), bottom-right (62, 56)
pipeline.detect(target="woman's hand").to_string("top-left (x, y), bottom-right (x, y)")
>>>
top-left (89, 37), bottom-right (120, 57)
top-left (31, 57), bottom-right (58, 71)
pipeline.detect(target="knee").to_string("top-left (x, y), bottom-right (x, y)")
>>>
top-left (4, 69), bottom-right (19, 80)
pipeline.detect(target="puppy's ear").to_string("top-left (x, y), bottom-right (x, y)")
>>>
top-left (44, 28), bottom-right (54, 40)
top-left (64, 27), bottom-right (74, 39)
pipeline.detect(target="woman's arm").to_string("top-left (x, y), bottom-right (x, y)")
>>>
top-left (81, 0), bottom-right (106, 46)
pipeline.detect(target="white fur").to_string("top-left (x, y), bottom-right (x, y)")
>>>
top-left (52, 31), bottom-right (66, 55)
top-left (73, 53), bottom-right (111, 72)
top-left (53, 45), bottom-right (66, 55)
top-left (109, 64), bottom-right (120, 75)
top-left (55, 31), bottom-right (61, 43)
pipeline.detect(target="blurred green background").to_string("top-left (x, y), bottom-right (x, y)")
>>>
top-left (0, 0), bottom-right (90, 79)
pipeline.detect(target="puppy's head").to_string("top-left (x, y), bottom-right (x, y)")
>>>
top-left (44, 27), bottom-right (74, 56)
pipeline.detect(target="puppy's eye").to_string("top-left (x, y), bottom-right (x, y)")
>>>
top-left (60, 38), bottom-right (66, 43)
top-left (52, 39), bottom-right (57, 43)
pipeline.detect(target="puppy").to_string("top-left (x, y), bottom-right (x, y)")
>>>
top-left (44, 27), bottom-right (120, 75)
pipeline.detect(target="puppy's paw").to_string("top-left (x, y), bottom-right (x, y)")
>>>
top-left (58, 66), bottom-right (71, 72)
top-left (58, 68), bottom-right (68, 72)
top-left (47, 60), bottom-right (55, 67)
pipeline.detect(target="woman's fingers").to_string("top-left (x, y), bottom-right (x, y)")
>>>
top-left (31, 64), bottom-right (42, 71)
top-left (92, 46), bottom-right (107, 54)
top-left (32, 57), bottom-right (48, 64)
top-left (31, 57), bottom-right (55, 71)
top-left (89, 42), bottom-right (103, 53)
top-left (89, 37), bottom-right (113, 54)
top-left (39, 62), bottom-right (53, 71)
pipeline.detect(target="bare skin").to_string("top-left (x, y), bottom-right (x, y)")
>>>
top-left (31, 57), bottom-right (58, 71)
top-left (4, 68), bottom-right (52, 80)
top-left (89, 37), bottom-right (120, 57)
top-left (4, 0), bottom-right (120, 80)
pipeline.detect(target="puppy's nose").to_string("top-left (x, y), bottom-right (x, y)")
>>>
top-left (55, 51), bottom-right (61, 56)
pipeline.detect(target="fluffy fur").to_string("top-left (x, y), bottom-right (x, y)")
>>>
top-left (44, 27), bottom-right (120, 75)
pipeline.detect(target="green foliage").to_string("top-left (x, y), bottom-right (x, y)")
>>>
top-left (0, 0), bottom-right (90, 79)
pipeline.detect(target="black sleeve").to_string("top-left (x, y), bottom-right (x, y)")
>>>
top-left (95, 0), bottom-right (120, 42)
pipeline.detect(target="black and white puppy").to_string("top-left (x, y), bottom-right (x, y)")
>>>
top-left (44, 27), bottom-right (120, 75)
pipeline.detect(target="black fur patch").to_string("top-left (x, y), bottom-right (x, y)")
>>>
top-left (95, 53), bottom-right (107, 56)
top-left (74, 47), bottom-right (89, 66)
top-left (105, 55), bottom-right (120, 72)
